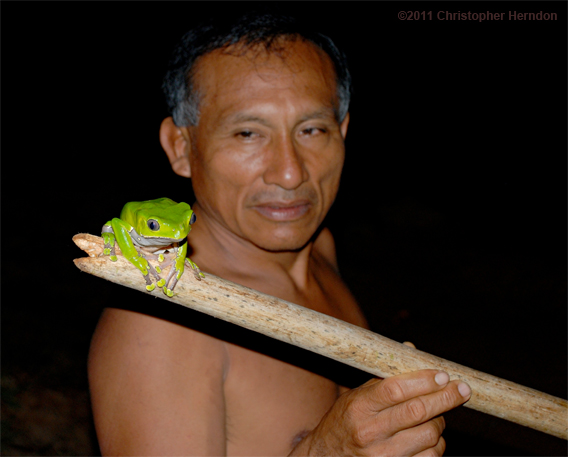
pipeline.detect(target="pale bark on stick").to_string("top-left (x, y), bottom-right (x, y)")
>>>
top-left (73, 233), bottom-right (567, 440)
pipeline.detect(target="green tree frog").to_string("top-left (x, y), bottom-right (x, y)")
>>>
top-left (101, 198), bottom-right (204, 297)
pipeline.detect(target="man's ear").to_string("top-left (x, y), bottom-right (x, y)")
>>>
top-left (340, 112), bottom-right (350, 140)
top-left (160, 117), bottom-right (192, 178)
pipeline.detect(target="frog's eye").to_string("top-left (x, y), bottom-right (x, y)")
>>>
top-left (189, 212), bottom-right (197, 225)
top-left (147, 219), bottom-right (160, 231)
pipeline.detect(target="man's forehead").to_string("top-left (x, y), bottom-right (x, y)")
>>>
top-left (188, 38), bottom-right (340, 127)
top-left (192, 39), bottom-right (337, 98)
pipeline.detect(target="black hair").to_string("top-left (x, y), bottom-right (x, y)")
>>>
top-left (162, 10), bottom-right (352, 126)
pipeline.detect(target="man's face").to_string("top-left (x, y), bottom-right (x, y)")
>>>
top-left (186, 39), bottom-right (348, 252)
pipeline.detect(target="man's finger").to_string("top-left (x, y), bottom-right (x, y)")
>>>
top-left (388, 416), bottom-right (445, 456)
top-left (361, 369), bottom-right (450, 413)
top-left (413, 435), bottom-right (446, 457)
top-left (381, 379), bottom-right (471, 436)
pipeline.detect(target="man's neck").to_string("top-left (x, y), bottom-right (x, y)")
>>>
top-left (188, 203), bottom-right (316, 291)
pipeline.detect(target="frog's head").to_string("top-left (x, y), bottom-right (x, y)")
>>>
top-left (133, 201), bottom-right (196, 244)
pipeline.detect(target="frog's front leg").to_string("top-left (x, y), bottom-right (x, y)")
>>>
top-left (101, 221), bottom-right (117, 261)
top-left (108, 218), bottom-right (160, 292)
top-left (186, 257), bottom-right (205, 280)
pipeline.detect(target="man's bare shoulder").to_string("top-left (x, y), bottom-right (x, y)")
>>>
top-left (311, 228), bottom-right (368, 329)
top-left (312, 227), bottom-right (340, 273)
top-left (88, 308), bottom-right (229, 455)
top-left (89, 308), bottom-right (229, 389)
top-left (90, 307), bottom-right (227, 357)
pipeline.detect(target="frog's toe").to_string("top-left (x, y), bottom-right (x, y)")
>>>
top-left (155, 266), bottom-right (162, 274)
top-left (158, 254), bottom-right (165, 262)
top-left (161, 276), bottom-right (179, 298)
top-left (186, 259), bottom-right (205, 280)
top-left (193, 267), bottom-right (204, 280)
top-left (164, 287), bottom-right (174, 298)
top-left (157, 278), bottom-right (166, 288)
top-left (141, 273), bottom-right (155, 291)
top-left (103, 248), bottom-right (117, 261)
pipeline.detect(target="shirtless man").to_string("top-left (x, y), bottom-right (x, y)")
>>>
top-left (88, 12), bottom-right (471, 456)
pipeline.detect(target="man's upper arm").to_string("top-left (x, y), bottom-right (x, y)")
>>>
top-left (88, 307), bottom-right (228, 456)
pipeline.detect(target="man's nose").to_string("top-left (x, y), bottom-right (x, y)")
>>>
top-left (263, 135), bottom-right (309, 190)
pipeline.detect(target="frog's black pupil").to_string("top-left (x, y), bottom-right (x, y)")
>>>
top-left (148, 220), bottom-right (159, 231)
top-left (190, 213), bottom-right (197, 225)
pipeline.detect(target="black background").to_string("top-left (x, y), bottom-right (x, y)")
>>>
top-left (2, 2), bottom-right (566, 455)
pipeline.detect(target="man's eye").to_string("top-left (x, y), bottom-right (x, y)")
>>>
top-left (300, 127), bottom-right (326, 136)
top-left (236, 131), bottom-right (258, 139)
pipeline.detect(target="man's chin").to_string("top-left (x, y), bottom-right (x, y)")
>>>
top-left (250, 231), bottom-right (314, 253)
top-left (238, 214), bottom-right (321, 253)
top-left (255, 241), bottom-right (306, 253)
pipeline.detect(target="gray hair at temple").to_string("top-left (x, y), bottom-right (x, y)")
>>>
top-left (162, 11), bottom-right (352, 127)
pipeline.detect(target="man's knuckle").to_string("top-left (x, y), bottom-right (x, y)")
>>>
top-left (381, 379), bottom-right (405, 404)
top-left (352, 423), bottom-right (374, 448)
top-left (439, 387), bottom-right (458, 406)
top-left (353, 429), bottom-right (367, 448)
top-left (339, 400), bottom-right (363, 428)
top-left (344, 404), bottom-right (362, 425)
top-left (422, 436), bottom-right (446, 457)
top-left (346, 393), bottom-right (371, 418)
top-left (422, 423), bottom-right (441, 447)
top-left (406, 397), bottom-right (428, 423)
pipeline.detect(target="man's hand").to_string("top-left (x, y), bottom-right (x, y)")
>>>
top-left (290, 369), bottom-right (471, 456)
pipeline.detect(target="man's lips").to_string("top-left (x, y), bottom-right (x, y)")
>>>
top-left (252, 201), bottom-right (311, 221)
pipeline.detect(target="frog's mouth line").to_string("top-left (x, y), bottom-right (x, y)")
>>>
top-left (129, 228), bottom-right (186, 248)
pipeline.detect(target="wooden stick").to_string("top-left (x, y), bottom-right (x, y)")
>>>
top-left (73, 233), bottom-right (567, 440)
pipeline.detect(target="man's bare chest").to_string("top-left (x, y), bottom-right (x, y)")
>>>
top-left (223, 342), bottom-right (340, 456)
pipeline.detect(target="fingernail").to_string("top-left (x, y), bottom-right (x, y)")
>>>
top-left (458, 382), bottom-right (471, 398)
top-left (435, 372), bottom-right (449, 385)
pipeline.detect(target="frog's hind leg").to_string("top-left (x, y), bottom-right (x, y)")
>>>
top-left (146, 261), bottom-right (165, 287)
top-left (144, 253), bottom-right (172, 275)
top-left (133, 257), bottom-right (160, 292)
top-left (138, 253), bottom-right (166, 289)
top-left (163, 267), bottom-right (180, 296)
top-left (140, 272), bottom-right (155, 290)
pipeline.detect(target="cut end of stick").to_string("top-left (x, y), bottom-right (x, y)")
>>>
top-left (73, 233), bottom-right (101, 257)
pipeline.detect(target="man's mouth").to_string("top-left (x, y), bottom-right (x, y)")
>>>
top-left (252, 201), bottom-right (311, 221)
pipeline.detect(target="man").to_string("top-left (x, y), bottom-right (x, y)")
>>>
top-left (88, 12), bottom-right (471, 456)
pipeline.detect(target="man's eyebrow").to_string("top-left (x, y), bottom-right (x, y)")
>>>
top-left (227, 113), bottom-right (273, 127)
top-left (226, 108), bottom-right (337, 126)
top-left (298, 108), bottom-right (337, 123)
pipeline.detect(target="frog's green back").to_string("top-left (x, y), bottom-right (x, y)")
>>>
top-left (120, 198), bottom-right (188, 218)
top-left (120, 198), bottom-right (193, 240)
